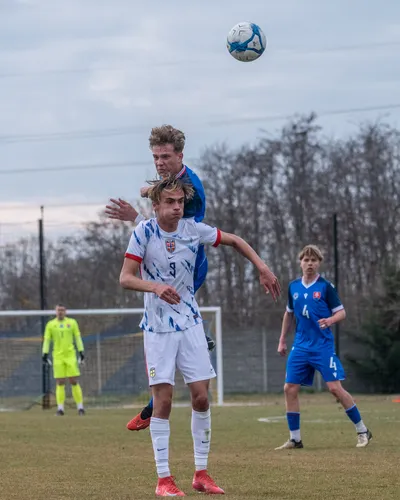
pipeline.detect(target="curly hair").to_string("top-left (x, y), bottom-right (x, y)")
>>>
top-left (149, 125), bottom-right (185, 153)
top-left (147, 176), bottom-right (194, 204)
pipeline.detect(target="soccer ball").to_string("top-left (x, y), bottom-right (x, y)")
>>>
top-left (226, 22), bottom-right (267, 62)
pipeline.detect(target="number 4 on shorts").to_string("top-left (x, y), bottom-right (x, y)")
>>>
top-left (330, 356), bottom-right (337, 371)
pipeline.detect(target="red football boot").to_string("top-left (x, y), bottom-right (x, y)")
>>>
top-left (192, 470), bottom-right (224, 494)
top-left (155, 476), bottom-right (185, 497)
top-left (126, 412), bottom-right (150, 431)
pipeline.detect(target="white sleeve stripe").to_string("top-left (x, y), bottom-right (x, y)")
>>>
top-left (332, 305), bottom-right (344, 313)
top-left (286, 306), bottom-right (293, 313)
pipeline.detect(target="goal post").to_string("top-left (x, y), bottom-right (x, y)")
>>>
top-left (0, 307), bottom-right (223, 410)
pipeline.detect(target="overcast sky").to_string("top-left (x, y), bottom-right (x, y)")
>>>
top-left (1, 0), bottom-right (400, 243)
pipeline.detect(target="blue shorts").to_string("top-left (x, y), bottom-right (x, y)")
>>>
top-left (285, 346), bottom-right (345, 386)
top-left (194, 245), bottom-right (208, 293)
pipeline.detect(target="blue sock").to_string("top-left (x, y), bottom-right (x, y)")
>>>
top-left (140, 396), bottom-right (154, 419)
top-left (287, 412), bottom-right (300, 430)
top-left (345, 404), bottom-right (361, 424)
top-left (287, 412), bottom-right (301, 441)
top-left (345, 404), bottom-right (367, 433)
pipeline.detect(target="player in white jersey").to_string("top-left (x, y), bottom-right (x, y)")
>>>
top-left (119, 176), bottom-right (280, 497)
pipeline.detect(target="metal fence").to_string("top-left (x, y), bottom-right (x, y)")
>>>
top-left (0, 308), bottom-right (368, 411)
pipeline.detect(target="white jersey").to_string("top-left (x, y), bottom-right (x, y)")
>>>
top-left (125, 218), bottom-right (221, 333)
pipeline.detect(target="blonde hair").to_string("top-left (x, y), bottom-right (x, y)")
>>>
top-left (298, 244), bottom-right (324, 262)
top-left (149, 125), bottom-right (185, 153)
top-left (147, 176), bottom-right (194, 204)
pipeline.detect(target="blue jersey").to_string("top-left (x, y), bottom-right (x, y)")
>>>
top-left (176, 164), bottom-right (207, 292)
top-left (287, 275), bottom-right (344, 350)
top-left (176, 165), bottom-right (205, 222)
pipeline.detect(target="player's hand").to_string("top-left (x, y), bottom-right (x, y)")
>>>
top-left (277, 340), bottom-right (287, 357)
top-left (78, 352), bottom-right (85, 365)
top-left (318, 317), bottom-right (333, 329)
top-left (153, 284), bottom-right (181, 305)
top-left (259, 267), bottom-right (281, 301)
top-left (42, 353), bottom-right (52, 365)
top-left (105, 198), bottom-right (138, 222)
top-left (140, 187), bottom-right (150, 198)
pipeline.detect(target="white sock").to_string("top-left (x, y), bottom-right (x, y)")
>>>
top-left (191, 409), bottom-right (211, 471)
top-left (150, 417), bottom-right (170, 478)
top-left (290, 430), bottom-right (301, 442)
top-left (57, 404), bottom-right (64, 411)
top-left (355, 420), bottom-right (368, 433)
top-left (77, 403), bottom-right (84, 410)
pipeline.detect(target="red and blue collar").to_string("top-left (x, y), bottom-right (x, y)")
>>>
top-left (176, 165), bottom-right (186, 178)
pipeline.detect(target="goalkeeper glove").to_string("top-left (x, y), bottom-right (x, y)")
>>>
top-left (78, 352), bottom-right (85, 365)
top-left (42, 353), bottom-right (52, 365)
top-left (206, 335), bottom-right (216, 352)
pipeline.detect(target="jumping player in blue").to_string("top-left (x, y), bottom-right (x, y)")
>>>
top-left (105, 125), bottom-right (215, 431)
top-left (275, 244), bottom-right (372, 449)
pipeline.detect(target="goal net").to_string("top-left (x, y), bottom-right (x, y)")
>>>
top-left (0, 307), bottom-right (222, 411)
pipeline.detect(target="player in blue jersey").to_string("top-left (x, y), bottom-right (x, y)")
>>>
top-left (275, 244), bottom-right (372, 449)
top-left (105, 125), bottom-right (215, 431)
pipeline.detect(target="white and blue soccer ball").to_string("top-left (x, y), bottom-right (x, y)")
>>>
top-left (226, 22), bottom-right (267, 62)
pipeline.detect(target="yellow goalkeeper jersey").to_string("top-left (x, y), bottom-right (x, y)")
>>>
top-left (42, 316), bottom-right (84, 359)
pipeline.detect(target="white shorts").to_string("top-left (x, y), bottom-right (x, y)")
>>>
top-left (144, 323), bottom-right (216, 386)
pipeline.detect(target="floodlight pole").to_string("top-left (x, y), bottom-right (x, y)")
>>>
top-left (39, 206), bottom-right (50, 409)
top-left (333, 213), bottom-right (340, 357)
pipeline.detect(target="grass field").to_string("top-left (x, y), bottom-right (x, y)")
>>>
top-left (0, 394), bottom-right (399, 500)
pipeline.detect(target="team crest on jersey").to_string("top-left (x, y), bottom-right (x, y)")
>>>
top-left (149, 367), bottom-right (156, 378)
top-left (67, 324), bottom-right (70, 328)
top-left (293, 293), bottom-right (299, 300)
top-left (165, 240), bottom-right (175, 253)
top-left (313, 291), bottom-right (321, 300)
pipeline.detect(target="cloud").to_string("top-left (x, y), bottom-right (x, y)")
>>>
top-left (1, 0), bottom-right (400, 242)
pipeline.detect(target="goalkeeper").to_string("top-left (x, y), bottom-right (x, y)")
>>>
top-left (42, 304), bottom-right (86, 416)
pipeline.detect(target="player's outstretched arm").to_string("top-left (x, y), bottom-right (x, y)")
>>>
top-left (218, 231), bottom-right (281, 301)
top-left (119, 258), bottom-right (180, 305)
top-left (105, 198), bottom-right (145, 224)
top-left (278, 311), bottom-right (294, 356)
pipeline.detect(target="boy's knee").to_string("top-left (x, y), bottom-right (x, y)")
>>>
top-left (284, 383), bottom-right (299, 398)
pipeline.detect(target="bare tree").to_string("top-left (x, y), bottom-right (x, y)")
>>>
top-left (2, 116), bottom-right (400, 335)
